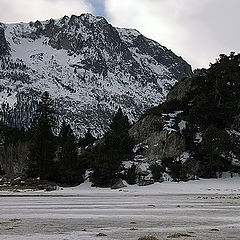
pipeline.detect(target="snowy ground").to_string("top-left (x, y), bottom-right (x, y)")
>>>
top-left (0, 176), bottom-right (240, 240)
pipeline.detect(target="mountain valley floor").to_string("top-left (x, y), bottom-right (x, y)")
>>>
top-left (0, 176), bottom-right (240, 240)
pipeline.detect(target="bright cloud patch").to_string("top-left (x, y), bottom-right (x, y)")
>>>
top-left (0, 0), bottom-right (93, 23)
top-left (105, 0), bottom-right (240, 69)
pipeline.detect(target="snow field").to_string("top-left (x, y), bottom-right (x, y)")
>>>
top-left (0, 177), bottom-right (240, 239)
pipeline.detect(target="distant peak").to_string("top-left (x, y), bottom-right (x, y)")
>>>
top-left (60, 15), bottom-right (69, 24)
top-left (80, 13), bottom-right (95, 18)
top-left (55, 13), bottom-right (107, 26)
top-left (79, 13), bottom-right (106, 23)
top-left (0, 22), bottom-right (5, 29)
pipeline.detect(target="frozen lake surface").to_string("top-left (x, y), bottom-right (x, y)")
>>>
top-left (0, 177), bottom-right (240, 240)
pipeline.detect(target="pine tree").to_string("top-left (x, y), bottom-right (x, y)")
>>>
top-left (35, 91), bottom-right (56, 128)
top-left (109, 107), bottom-right (130, 133)
top-left (27, 92), bottom-right (57, 181)
top-left (58, 121), bottom-right (83, 185)
top-left (149, 164), bottom-right (163, 182)
top-left (91, 108), bottom-right (133, 187)
top-left (78, 128), bottom-right (96, 148)
top-left (126, 163), bottom-right (137, 185)
top-left (200, 125), bottom-right (231, 177)
top-left (0, 165), bottom-right (5, 175)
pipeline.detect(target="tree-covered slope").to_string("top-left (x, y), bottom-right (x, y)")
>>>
top-left (130, 53), bottom-right (240, 180)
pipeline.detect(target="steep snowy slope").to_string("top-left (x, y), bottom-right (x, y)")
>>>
top-left (0, 13), bottom-right (192, 135)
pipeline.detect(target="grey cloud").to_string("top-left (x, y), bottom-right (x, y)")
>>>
top-left (1, 0), bottom-right (239, 69)
top-left (105, 0), bottom-right (240, 68)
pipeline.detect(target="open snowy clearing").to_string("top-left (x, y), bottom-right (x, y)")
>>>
top-left (0, 177), bottom-right (240, 240)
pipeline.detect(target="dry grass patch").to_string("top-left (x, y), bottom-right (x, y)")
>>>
top-left (9, 219), bottom-right (21, 222)
top-left (138, 236), bottom-right (158, 240)
top-left (167, 233), bottom-right (194, 238)
top-left (130, 227), bottom-right (138, 231)
top-left (0, 221), bottom-right (10, 225)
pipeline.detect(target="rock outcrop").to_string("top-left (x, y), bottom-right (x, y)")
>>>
top-left (167, 77), bottom-right (192, 101)
top-left (129, 54), bottom-right (240, 180)
top-left (111, 179), bottom-right (127, 189)
top-left (129, 115), bottom-right (163, 143)
top-left (129, 113), bottom-right (185, 163)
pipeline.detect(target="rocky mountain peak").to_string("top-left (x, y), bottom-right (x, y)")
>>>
top-left (0, 14), bottom-right (192, 136)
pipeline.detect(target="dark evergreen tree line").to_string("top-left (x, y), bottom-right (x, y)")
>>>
top-left (23, 92), bottom-right (134, 186)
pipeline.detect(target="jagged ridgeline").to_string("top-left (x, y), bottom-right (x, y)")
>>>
top-left (133, 53), bottom-right (240, 179)
top-left (0, 13), bottom-right (192, 135)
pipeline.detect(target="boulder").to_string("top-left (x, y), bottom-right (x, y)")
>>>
top-left (139, 179), bottom-right (154, 186)
top-left (111, 179), bottom-right (127, 189)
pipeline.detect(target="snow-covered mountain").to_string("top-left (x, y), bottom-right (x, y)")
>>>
top-left (0, 13), bottom-right (192, 135)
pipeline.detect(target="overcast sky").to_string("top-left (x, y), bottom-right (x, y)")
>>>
top-left (0, 0), bottom-right (239, 69)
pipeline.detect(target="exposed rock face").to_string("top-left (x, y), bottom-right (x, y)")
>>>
top-left (140, 131), bottom-right (167, 161)
top-left (167, 77), bottom-right (193, 101)
top-left (129, 115), bottom-right (163, 143)
top-left (0, 13), bottom-right (192, 136)
top-left (0, 142), bottom-right (28, 176)
top-left (167, 69), bottom-right (207, 101)
top-left (129, 55), bottom-right (240, 180)
top-left (0, 24), bottom-right (10, 56)
top-left (129, 114), bottom-right (185, 163)
top-left (163, 132), bottom-right (185, 159)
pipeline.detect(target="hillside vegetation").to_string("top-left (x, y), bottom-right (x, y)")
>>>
top-left (0, 53), bottom-right (240, 187)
